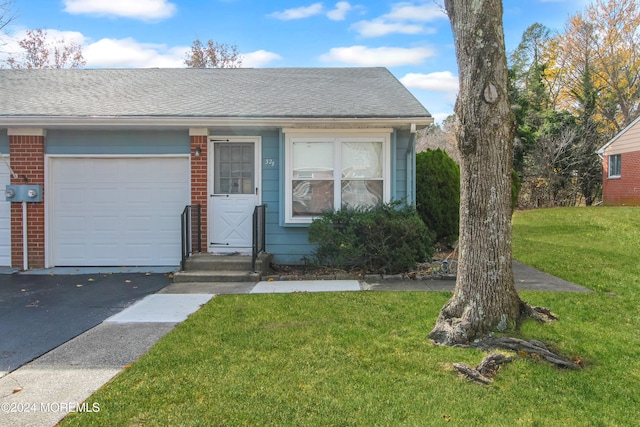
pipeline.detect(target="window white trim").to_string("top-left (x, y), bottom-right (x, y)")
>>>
top-left (284, 131), bottom-right (391, 224)
top-left (608, 154), bottom-right (621, 178)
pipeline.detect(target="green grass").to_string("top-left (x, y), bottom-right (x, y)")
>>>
top-left (63, 207), bottom-right (640, 426)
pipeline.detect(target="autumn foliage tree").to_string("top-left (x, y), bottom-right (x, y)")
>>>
top-left (558, 0), bottom-right (640, 132)
top-left (184, 39), bottom-right (242, 68)
top-left (6, 28), bottom-right (85, 69)
top-left (507, 0), bottom-right (638, 208)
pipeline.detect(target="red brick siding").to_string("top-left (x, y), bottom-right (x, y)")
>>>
top-left (191, 136), bottom-right (208, 251)
top-left (603, 150), bottom-right (640, 205)
top-left (10, 135), bottom-right (46, 269)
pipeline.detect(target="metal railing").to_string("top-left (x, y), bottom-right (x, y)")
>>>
top-left (252, 204), bottom-right (267, 271)
top-left (181, 204), bottom-right (202, 270)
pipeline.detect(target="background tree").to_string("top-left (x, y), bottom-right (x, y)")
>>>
top-left (429, 0), bottom-right (524, 345)
top-left (184, 39), bottom-right (242, 68)
top-left (5, 28), bottom-right (85, 69)
top-left (0, 0), bottom-right (15, 37)
top-left (509, 23), bottom-right (555, 177)
top-left (416, 115), bottom-right (459, 162)
top-left (508, 16), bottom-right (606, 208)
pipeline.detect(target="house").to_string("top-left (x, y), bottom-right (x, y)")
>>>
top-left (0, 67), bottom-right (432, 270)
top-left (597, 115), bottom-right (640, 206)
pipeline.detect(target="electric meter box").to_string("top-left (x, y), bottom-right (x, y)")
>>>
top-left (5, 185), bottom-right (43, 202)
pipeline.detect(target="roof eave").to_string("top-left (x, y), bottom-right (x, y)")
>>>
top-left (0, 115), bottom-right (434, 130)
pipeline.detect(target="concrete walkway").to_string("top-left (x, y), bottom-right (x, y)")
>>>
top-left (0, 263), bottom-right (590, 426)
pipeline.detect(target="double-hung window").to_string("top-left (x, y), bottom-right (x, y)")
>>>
top-left (608, 154), bottom-right (621, 178)
top-left (285, 131), bottom-right (391, 224)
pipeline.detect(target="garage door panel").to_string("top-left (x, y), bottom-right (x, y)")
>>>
top-left (125, 216), bottom-right (154, 232)
top-left (92, 244), bottom-right (120, 263)
top-left (93, 216), bottom-right (119, 232)
top-left (51, 157), bottom-right (189, 266)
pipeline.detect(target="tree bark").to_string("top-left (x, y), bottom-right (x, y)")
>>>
top-left (430, 0), bottom-right (522, 345)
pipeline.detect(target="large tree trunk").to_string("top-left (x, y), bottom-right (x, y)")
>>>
top-left (430, 0), bottom-right (522, 345)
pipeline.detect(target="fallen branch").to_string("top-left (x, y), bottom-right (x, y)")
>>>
top-left (454, 362), bottom-right (492, 384)
top-left (453, 353), bottom-right (515, 384)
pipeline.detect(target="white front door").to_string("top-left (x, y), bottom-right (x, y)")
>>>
top-left (209, 138), bottom-right (260, 253)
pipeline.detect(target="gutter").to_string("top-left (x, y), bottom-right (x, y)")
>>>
top-left (0, 116), bottom-right (434, 130)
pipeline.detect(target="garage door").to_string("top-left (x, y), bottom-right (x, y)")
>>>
top-left (0, 156), bottom-right (10, 267)
top-left (50, 157), bottom-right (190, 266)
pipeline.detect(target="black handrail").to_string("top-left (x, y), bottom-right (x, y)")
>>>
top-left (252, 204), bottom-right (267, 271)
top-left (181, 204), bottom-right (202, 270)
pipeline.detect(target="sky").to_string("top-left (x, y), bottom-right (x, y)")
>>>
top-left (0, 0), bottom-right (592, 123)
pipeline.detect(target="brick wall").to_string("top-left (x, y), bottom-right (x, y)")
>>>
top-left (191, 136), bottom-right (208, 251)
top-left (603, 150), bottom-right (640, 206)
top-left (10, 134), bottom-right (46, 269)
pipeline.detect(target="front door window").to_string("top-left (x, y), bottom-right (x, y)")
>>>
top-left (214, 143), bottom-right (255, 195)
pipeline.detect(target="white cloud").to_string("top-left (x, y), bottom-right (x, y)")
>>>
top-left (83, 38), bottom-right (186, 67)
top-left (269, 3), bottom-right (324, 20)
top-left (383, 2), bottom-right (446, 22)
top-left (351, 1), bottom-right (447, 37)
top-left (319, 45), bottom-right (436, 66)
top-left (63, 0), bottom-right (177, 21)
top-left (400, 71), bottom-right (458, 92)
top-left (351, 20), bottom-right (425, 37)
top-left (241, 50), bottom-right (282, 67)
top-left (0, 29), bottom-right (282, 69)
top-left (327, 2), bottom-right (352, 21)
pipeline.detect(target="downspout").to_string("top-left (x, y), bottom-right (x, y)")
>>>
top-left (1, 153), bottom-right (24, 268)
top-left (407, 124), bottom-right (417, 206)
top-left (22, 202), bottom-right (28, 270)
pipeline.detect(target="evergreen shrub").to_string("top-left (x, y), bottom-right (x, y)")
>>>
top-left (308, 201), bottom-right (435, 274)
top-left (415, 149), bottom-right (460, 245)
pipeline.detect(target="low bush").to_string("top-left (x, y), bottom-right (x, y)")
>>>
top-left (307, 201), bottom-right (435, 274)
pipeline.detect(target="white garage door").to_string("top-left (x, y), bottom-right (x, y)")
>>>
top-left (0, 156), bottom-right (11, 267)
top-left (50, 157), bottom-right (190, 266)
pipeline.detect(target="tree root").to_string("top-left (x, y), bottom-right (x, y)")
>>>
top-left (520, 302), bottom-right (559, 323)
top-left (453, 353), bottom-right (514, 384)
top-left (470, 337), bottom-right (581, 370)
top-left (453, 337), bottom-right (581, 384)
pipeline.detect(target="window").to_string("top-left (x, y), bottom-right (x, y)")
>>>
top-left (285, 131), bottom-right (390, 224)
top-left (608, 154), bottom-right (621, 178)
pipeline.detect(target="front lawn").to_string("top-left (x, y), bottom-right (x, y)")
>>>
top-left (63, 207), bottom-right (640, 426)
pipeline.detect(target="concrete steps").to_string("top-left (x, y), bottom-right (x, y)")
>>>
top-left (173, 253), bottom-right (272, 283)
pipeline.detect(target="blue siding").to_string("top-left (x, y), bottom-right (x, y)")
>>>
top-left (265, 127), bottom-right (415, 265)
top-left (0, 129), bottom-right (8, 152)
top-left (394, 129), bottom-right (413, 201)
top-left (46, 130), bottom-right (190, 154)
top-left (260, 127), bottom-right (327, 264)
top-left (41, 127), bottom-right (414, 265)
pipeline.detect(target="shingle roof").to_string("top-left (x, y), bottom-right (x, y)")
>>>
top-left (0, 68), bottom-right (430, 120)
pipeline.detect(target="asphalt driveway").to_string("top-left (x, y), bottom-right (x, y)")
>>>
top-left (0, 272), bottom-right (172, 374)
